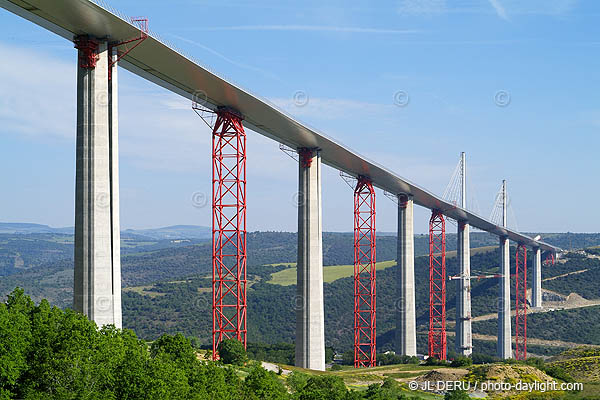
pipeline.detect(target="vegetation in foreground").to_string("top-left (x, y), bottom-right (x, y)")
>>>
top-left (0, 288), bottom-right (429, 399)
top-left (2, 287), bottom-right (600, 399)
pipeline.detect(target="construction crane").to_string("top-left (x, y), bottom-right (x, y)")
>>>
top-left (448, 273), bottom-right (503, 282)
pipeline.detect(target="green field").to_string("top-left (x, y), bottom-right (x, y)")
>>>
top-left (268, 260), bottom-right (397, 286)
top-left (267, 245), bottom-right (498, 286)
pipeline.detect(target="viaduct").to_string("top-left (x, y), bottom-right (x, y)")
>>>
top-left (1, 0), bottom-right (560, 371)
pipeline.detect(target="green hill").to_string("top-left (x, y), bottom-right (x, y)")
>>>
top-left (1, 231), bottom-right (600, 361)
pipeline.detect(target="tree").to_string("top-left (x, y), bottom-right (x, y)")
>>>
top-left (297, 375), bottom-right (348, 400)
top-left (341, 350), bottom-right (354, 365)
top-left (287, 371), bottom-right (310, 394)
top-left (425, 356), bottom-right (447, 366)
top-left (0, 291), bottom-right (32, 400)
top-left (364, 378), bottom-right (408, 399)
top-left (450, 356), bottom-right (472, 368)
top-left (217, 338), bottom-right (248, 366)
top-left (150, 333), bottom-right (197, 366)
top-left (243, 363), bottom-right (287, 399)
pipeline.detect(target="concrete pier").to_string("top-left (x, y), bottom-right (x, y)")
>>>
top-left (532, 247), bottom-right (542, 308)
top-left (295, 148), bottom-right (325, 370)
top-left (395, 194), bottom-right (417, 356)
top-left (498, 236), bottom-right (511, 358)
top-left (456, 221), bottom-right (472, 356)
top-left (74, 41), bottom-right (122, 328)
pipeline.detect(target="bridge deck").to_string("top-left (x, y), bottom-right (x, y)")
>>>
top-left (0, 0), bottom-right (560, 252)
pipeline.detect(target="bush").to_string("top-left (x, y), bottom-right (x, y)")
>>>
top-left (217, 338), bottom-right (248, 366)
top-left (297, 375), bottom-right (348, 400)
top-left (364, 378), bottom-right (409, 399)
top-left (287, 371), bottom-right (310, 393)
top-left (425, 356), bottom-right (448, 366)
top-left (543, 365), bottom-right (573, 383)
top-left (243, 363), bottom-right (287, 399)
top-left (151, 333), bottom-right (197, 365)
top-left (342, 350), bottom-right (354, 365)
top-left (376, 352), bottom-right (420, 366)
top-left (450, 355), bottom-right (473, 367)
top-left (445, 388), bottom-right (470, 400)
top-left (330, 364), bottom-right (343, 371)
top-left (472, 352), bottom-right (499, 364)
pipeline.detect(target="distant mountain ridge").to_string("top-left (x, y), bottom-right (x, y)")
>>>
top-left (0, 223), bottom-right (73, 234)
top-left (122, 225), bottom-right (212, 240)
top-left (0, 223), bottom-right (212, 240)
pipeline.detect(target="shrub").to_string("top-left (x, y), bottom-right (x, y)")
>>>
top-left (445, 389), bottom-right (470, 400)
top-left (450, 356), bottom-right (473, 367)
top-left (425, 356), bottom-right (448, 366)
top-left (472, 353), bottom-right (499, 364)
top-left (217, 338), bottom-right (248, 366)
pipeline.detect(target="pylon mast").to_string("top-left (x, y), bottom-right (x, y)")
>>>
top-left (461, 152), bottom-right (466, 209)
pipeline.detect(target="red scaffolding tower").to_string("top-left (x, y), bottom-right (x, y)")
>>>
top-left (543, 252), bottom-right (555, 266)
top-left (515, 244), bottom-right (527, 360)
top-left (212, 107), bottom-right (247, 359)
top-left (429, 210), bottom-right (447, 361)
top-left (354, 176), bottom-right (376, 368)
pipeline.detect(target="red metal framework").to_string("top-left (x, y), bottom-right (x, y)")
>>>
top-left (515, 244), bottom-right (528, 360)
top-left (543, 252), bottom-right (555, 266)
top-left (74, 36), bottom-right (99, 69)
top-left (429, 210), bottom-right (447, 361)
top-left (354, 176), bottom-right (376, 368)
top-left (108, 17), bottom-right (149, 79)
top-left (212, 107), bottom-right (247, 360)
top-left (298, 147), bottom-right (314, 168)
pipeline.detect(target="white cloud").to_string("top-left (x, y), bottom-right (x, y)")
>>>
top-left (0, 42), bottom-right (285, 177)
top-left (488, 0), bottom-right (509, 20)
top-left (397, 0), bottom-right (577, 17)
top-left (398, 0), bottom-right (447, 15)
top-left (167, 34), bottom-right (282, 83)
top-left (190, 25), bottom-right (420, 35)
top-left (269, 97), bottom-right (393, 121)
top-left (499, 0), bottom-right (577, 15)
top-left (0, 43), bottom-right (75, 141)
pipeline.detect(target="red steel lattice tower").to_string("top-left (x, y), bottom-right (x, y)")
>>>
top-left (515, 244), bottom-right (528, 360)
top-left (429, 210), bottom-right (447, 361)
top-left (212, 107), bottom-right (247, 359)
top-left (353, 176), bottom-right (376, 368)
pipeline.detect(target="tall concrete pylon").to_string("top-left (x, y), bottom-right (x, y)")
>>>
top-left (395, 194), bottom-right (416, 356)
top-left (456, 152), bottom-right (472, 356)
top-left (532, 247), bottom-right (542, 308)
top-left (497, 180), bottom-right (511, 359)
top-left (74, 39), bottom-right (122, 328)
top-left (295, 148), bottom-right (325, 371)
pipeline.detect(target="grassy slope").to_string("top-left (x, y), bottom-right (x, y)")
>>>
top-left (268, 260), bottom-right (397, 286)
top-left (267, 245), bottom-right (497, 286)
top-left (549, 347), bottom-right (600, 383)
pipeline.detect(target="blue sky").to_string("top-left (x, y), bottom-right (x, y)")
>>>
top-left (0, 0), bottom-right (598, 233)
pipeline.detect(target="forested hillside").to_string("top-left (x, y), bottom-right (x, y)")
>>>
top-left (122, 247), bottom-right (600, 356)
top-left (1, 229), bottom-right (600, 358)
